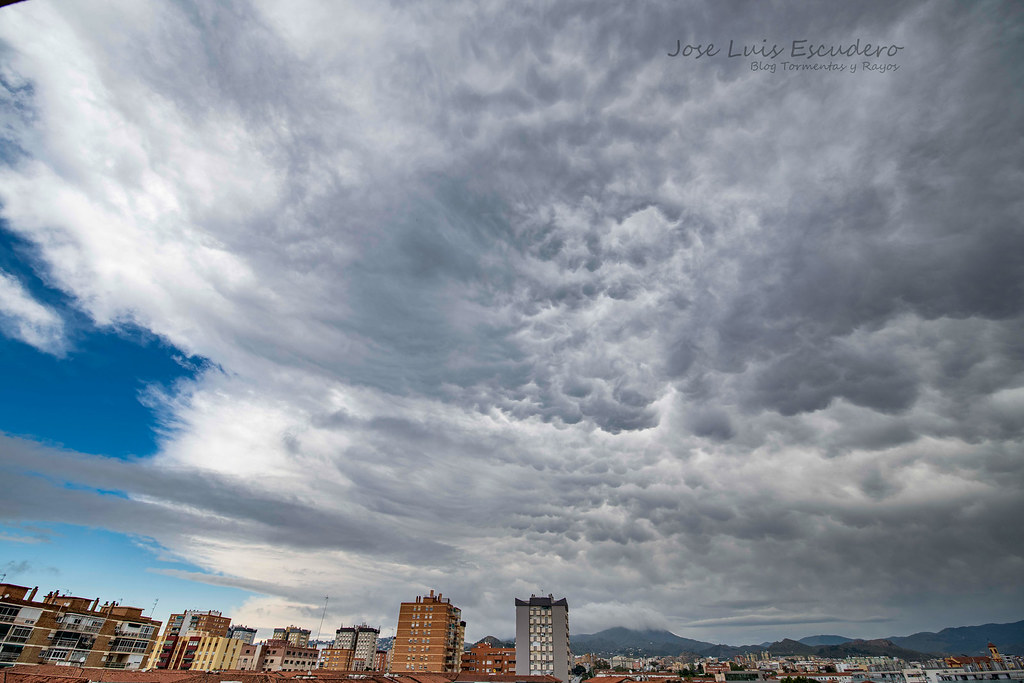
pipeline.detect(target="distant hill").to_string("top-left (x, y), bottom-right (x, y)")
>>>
top-left (571, 628), bottom-right (716, 656)
top-left (799, 635), bottom-right (854, 646)
top-left (887, 620), bottom-right (1024, 656)
top-left (474, 635), bottom-right (515, 649)
top-left (809, 639), bottom-right (930, 660)
top-left (567, 621), bottom-right (1023, 660)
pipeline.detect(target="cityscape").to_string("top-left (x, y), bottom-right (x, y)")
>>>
top-left (1, 581), bottom-right (1021, 683)
top-left (1, 4), bottom-right (1021, 683)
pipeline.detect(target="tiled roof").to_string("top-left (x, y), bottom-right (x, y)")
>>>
top-left (455, 676), bottom-right (559, 683)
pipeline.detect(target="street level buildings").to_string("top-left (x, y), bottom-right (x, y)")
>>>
top-left (391, 590), bottom-right (466, 673)
top-left (0, 583), bottom-right (161, 670)
top-left (515, 594), bottom-right (570, 683)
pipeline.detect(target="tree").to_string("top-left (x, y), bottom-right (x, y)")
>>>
top-left (572, 665), bottom-right (590, 678)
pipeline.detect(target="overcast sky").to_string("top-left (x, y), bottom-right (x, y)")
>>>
top-left (0, 0), bottom-right (1022, 647)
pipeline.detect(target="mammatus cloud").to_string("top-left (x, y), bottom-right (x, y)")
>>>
top-left (0, 270), bottom-right (65, 354)
top-left (0, 0), bottom-right (1022, 643)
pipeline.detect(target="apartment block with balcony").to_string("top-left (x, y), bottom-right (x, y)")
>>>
top-left (0, 583), bottom-right (161, 670)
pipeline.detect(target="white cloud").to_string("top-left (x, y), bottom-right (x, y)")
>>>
top-left (0, 270), bottom-right (65, 355)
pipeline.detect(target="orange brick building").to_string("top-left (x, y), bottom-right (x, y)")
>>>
top-left (461, 642), bottom-right (515, 674)
top-left (390, 590), bottom-right (465, 673)
top-left (0, 583), bottom-right (161, 670)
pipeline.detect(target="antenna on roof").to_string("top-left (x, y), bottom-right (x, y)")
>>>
top-left (149, 598), bottom-right (159, 617)
top-left (316, 596), bottom-right (329, 642)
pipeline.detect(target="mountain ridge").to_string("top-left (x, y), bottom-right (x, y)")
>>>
top-left (567, 620), bottom-right (1024, 658)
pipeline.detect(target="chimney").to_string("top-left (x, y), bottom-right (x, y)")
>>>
top-left (91, 598), bottom-right (100, 611)
top-left (28, 586), bottom-right (38, 601)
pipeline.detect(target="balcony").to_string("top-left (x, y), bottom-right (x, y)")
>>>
top-left (55, 620), bottom-right (103, 635)
top-left (109, 640), bottom-right (150, 654)
top-left (42, 649), bottom-right (72, 662)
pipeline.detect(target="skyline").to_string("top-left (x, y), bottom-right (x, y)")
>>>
top-left (1, 1), bottom-right (1022, 647)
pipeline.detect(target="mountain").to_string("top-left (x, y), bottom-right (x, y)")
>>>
top-left (761, 639), bottom-right (818, 656)
top-left (813, 639), bottom-right (931, 660)
top-left (799, 635), bottom-right (854, 646)
top-left (566, 621), bottom-right (1024, 660)
top-left (887, 620), bottom-right (1024, 656)
top-left (474, 635), bottom-right (515, 648)
top-left (571, 628), bottom-right (716, 656)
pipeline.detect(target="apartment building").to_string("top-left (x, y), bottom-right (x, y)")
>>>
top-left (334, 624), bottom-right (380, 669)
top-left (0, 583), bottom-right (161, 670)
top-left (461, 642), bottom-right (516, 674)
top-left (188, 634), bottom-right (247, 671)
top-left (515, 594), bottom-right (570, 682)
top-left (227, 625), bottom-right (258, 645)
top-left (391, 590), bottom-right (466, 673)
top-left (272, 626), bottom-right (311, 647)
top-left (261, 638), bottom-right (319, 671)
top-left (320, 647), bottom-right (356, 671)
top-left (165, 610), bottom-right (231, 637)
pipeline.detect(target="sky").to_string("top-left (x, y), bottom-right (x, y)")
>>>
top-left (0, 0), bottom-right (1022, 649)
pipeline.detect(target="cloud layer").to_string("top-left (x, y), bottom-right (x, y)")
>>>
top-left (0, 0), bottom-right (1022, 643)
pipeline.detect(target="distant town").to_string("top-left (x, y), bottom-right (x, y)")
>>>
top-left (1, 582), bottom-right (1021, 683)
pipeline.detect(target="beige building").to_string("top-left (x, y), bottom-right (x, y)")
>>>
top-left (390, 590), bottom-right (465, 673)
top-left (189, 634), bottom-right (246, 671)
top-left (0, 583), bottom-right (161, 670)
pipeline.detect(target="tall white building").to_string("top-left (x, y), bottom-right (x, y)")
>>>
top-left (334, 624), bottom-right (379, 669)
top-left (515, 595), bottom-right (570, 682)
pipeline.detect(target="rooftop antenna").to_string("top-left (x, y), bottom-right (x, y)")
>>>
top-left (149, 598), bottom-right (159, 618)
top-left (309, 596), bottom-right (329, 675)
top-left (315, 595), bottom-right (329, 642)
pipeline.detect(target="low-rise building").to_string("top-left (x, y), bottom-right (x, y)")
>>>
top-left (261, 638), bottom-right (319, 671)
top-left (462, 642), bottom-right (516, 674)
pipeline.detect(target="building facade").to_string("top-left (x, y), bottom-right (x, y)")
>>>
top-left (0, 583), bottom-right (161, 670)
top-left (462, 642), bottom-right (516, 674)
top-left (515, 594), bottom-right (570, 682)
top-left (227, 625), bottom-right (258, 645)
top-left (260, 638), bottom-right (319, 671)
top-left (188, 634), bottom-right (246, 671)
top-left (272, 626), bottom-right (311, 648)
top-left (334, 625), bottom-right (379, 669)
top-left (165, 610), bottom-right (231, 638)
top-left (320, 647), bottom-right (356, 671)
top-left (391, 590), bottom-right (466, 673)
